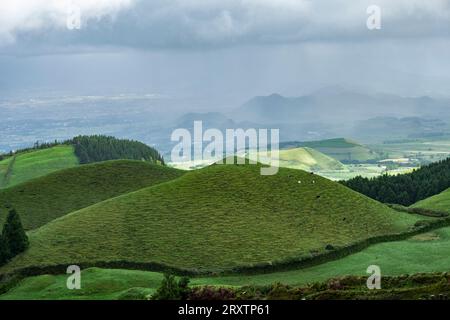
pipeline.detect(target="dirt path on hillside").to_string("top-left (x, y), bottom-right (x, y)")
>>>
top-left (0, 156), bottom-right (16, 188)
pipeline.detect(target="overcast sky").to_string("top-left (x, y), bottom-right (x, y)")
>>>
top-left (1, 0), bottom-right (450, 101)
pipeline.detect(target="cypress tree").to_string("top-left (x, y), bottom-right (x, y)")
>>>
top-left (3, 209), bottom-right (29, 258)
top-left (0, 234), bottom-right (9, 266)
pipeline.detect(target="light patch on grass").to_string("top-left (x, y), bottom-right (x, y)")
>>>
top-left (410, 232), bottom-right (440, 241)
top-left (0, 146), bottom-right (79, 189)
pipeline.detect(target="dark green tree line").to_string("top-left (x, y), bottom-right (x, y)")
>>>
top-left (342, 157), bottom-right (450, 206)
top-left (71, 135), bottom-right (165, 165)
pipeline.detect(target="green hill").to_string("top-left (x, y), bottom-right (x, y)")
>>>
top-left (0, 146), bottom-right (79, 189)
top-left (411, 188), bottom-right (450, 213)
top-left (252, 147), bottom-right (345, 171)
top-left (280, 138), bottom-right (380, 163)
top-left (0, 160), bottom-right (184, 231)
top-left (2, 163), bottom-right (420, 274)
top-left (0, 135), bottom-right (166, 189)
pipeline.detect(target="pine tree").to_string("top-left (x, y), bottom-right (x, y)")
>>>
top-left (3, 209), bottom-right (29, 258)
top-left (0, 235), bottom-right (9, 266)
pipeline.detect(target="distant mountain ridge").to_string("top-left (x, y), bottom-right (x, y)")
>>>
top-left (235, 89), bottom-right (450, 126)
top-left (353, 117), bottom-right (449, 141)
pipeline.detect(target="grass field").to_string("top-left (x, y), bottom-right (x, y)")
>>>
top-left (5, 225), bottom-right (450, 299)
top-left (0, 146), bottom-right (79, 189)
top-left (412, 188), bottom-right (450, 213)
top-left (0, 160), bottom-right (184, 230)
top-left (1, 162), bottom-right (421, 275)
top-left (0, 268), bottom-right (158, 300)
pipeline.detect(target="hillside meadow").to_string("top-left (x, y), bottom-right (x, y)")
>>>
top-left (1, 163), bottom-right (421, 275)
top-left (412, 188), bottom-right (450, 214)
top-left (0, 160), bottom-right (184, 230)
top-left (0, 146), bottom-right (78, 189)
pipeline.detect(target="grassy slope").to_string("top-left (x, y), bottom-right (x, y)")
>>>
top-left (0, 157), bottom-right (13, 188)
top-left (0, 146), bottom-right (79, 189)
top-left (2, 163), bottom-right (420, 274)
top-left (254, 147), bottom-right (345, 171)
top-left (0, 268), bottom-right (158, 300)
top-left (5, 226), bottom-right (450, 300)
top-left (412, 188), bottom-right (450, 213)
top-left (0, 160), bottom-right (184, 230)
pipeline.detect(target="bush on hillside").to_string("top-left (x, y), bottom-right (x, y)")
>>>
top-left (151, 274), bottom-right (190, 300)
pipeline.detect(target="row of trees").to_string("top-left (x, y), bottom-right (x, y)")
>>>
top-left (0, 209), bottom-right (29, 266)
top-left (342, 157), bottom-right (450, 206)
top-left (71, 135), bottom-right (165, 165)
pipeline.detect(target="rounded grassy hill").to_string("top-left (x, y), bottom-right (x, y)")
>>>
top-left (0, 160), bottom-right (184, 230)
top-left (252, 147), bottom-right (345, 172)
top-left (1, 162), bottom-right (421, 275)
top-left (411, 188), bottom-right (450, 213)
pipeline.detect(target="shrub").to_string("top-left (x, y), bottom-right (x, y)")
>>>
top-left (327, 279), bottom-right (344, 290)
top-left (151, 273), bottom-right (190, 300)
